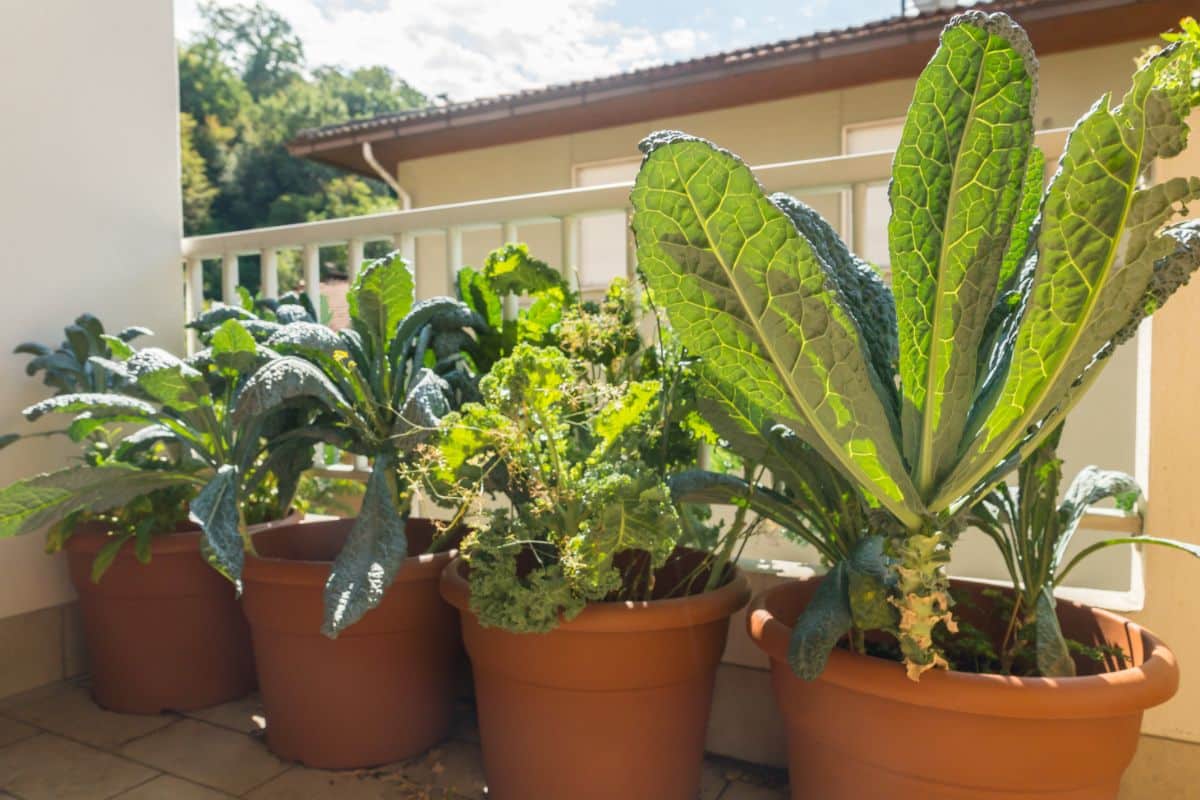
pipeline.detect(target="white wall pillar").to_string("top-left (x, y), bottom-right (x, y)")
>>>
top-left (0, 0), bottom-right (184, 620)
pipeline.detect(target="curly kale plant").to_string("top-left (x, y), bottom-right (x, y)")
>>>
top-left (432, 344), bottom-right (686, 631)
top-left (971, 422), bottom-right (1200, 677)
top-left (631, 11), bottom-right (1200, 679)
top-left (456, 243), bottom-right (572, 371)
top-left (432, 274), bottom-right (754, 632)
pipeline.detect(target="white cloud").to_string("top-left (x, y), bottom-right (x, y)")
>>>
top-left (173, 0), bottom-right (683, 102)
top-left (661, 28), bottom-right (698, 52)
top-left (731, 16), bottom-right (747, 31)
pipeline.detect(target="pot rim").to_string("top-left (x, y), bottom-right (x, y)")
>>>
top-left (66, 509), bottom-right (303, 556)
top-left (748, 578), bottom-right (1180, 719)
top-left (244, 516), bottom-right (454, 587)
top-left (439, 555), bottom-right (751, 633)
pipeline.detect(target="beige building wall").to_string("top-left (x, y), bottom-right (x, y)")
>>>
top-left (0, 0), bottom-right (184, 695)
top-left (1132, 109), bottom-right (1200, 744)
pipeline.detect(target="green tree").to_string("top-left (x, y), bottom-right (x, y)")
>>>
top-left (198, 0), bottom-right (304, 99)
top-left (178, 2), bottom-right (429, 296)
top-left (180, 113), bottom-right (219, 233)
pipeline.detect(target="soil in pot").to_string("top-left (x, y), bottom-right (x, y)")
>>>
top-left (243, 517), bottom-right (463, 769)
top-left (440, 550), bottom-right (751, 800)
top-left (748, 577), bottom-right (1180, 800)
top-left (67, 521), bottom-right (262, 714)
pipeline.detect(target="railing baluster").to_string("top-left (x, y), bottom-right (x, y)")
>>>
top-left (502, 222), bottom-right (519, 321)
top-left (624, 209), bottom-right (637, 283)
top-left (300, 242), bottom-right (325, 467)
top-left (348, 238), bottom-right (364, 282)
top-left (398, 232), bottom-right (415, 263)
top-left (561, 215), bottom-right (580, 291)
top-left (185, 257), bottom-right (204, 353)
top-left (302, 243), bottom-right (320, 317)
top-left (261, 249), bottom-right (278, 299)
top-left (447, 227), bottom-right (463, 296)
top-left (221, 253), bottom-right (239, 305)
top-left (347, 237), bottom-right (370, 471)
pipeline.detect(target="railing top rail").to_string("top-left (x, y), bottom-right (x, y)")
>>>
top-left (180, 128), bottom-right (1070, 260)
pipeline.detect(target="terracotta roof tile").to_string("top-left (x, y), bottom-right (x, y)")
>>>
top-left (290, 0), bottom-right (1060, 147)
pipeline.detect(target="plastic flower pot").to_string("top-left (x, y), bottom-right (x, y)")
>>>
top-left (440, 554), bottom-right (751, 800)
top-left (66, 512), bottom-right (299, 714)
top-left (748, 577), bottom-right (1180, 800)
top-left (242, 517), bottom-right (462, 769)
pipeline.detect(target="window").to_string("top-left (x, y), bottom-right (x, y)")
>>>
top-left (574, 159), bottom-right (640, 291)
top-left (843, 120), bottom-right (904, 271)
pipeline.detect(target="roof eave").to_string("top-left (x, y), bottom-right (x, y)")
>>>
top-left (288, 0), bottom-right (1187, 176)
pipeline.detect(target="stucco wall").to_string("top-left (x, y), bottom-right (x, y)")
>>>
top-left (0, 1), bottom-right (184, 619)
top-left (1132, 109), bottom-right (1200, 744)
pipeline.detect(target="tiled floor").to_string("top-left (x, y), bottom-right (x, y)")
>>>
top-left (0, 678), bottom-right (789, 799)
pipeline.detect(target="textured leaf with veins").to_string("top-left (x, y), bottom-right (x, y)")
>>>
top-left (631, 131), bottom-right (922, 528)
top-left (192, 465), bottom-right (243, 585)
top-left (889, 12), bottom-right (1036, 495)
top-left (0, 463), bottom-right (197, 538)
top-left (950, 41), bottom-right (1200, 504)
top-left (323, 456), bottom-right (406, 636)
top-left (348, 252), bottom-right (414, 350)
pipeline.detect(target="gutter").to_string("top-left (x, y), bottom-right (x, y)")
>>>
top-left (361, 141), bottom-right (412, 209)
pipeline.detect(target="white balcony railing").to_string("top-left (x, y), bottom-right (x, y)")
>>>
top-left (180, 130), bottom-right (1073, 334)
top-left (178, 128), bottom-right (1143, 590)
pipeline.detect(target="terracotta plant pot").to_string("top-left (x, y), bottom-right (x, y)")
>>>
top-left (440, 555), bottom-right (751, 800)
top-left (243, 517), bottom-right (462, 769)
top-left (65, 511), bottom-right (298, 714)
top-left (748, 577), bottom-right (1180, 800)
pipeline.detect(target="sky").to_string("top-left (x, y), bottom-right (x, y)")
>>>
top-left (173, 0), bottom-right (924, 103)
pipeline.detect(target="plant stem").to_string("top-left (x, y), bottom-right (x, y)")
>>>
top-left (888, 527), bottom-right (957, 680)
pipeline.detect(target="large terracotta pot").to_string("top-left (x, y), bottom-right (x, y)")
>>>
top-left (243, 517), bottom-right (462, 769)
top-left (748, 577), bottom-right (1180, 800)
top-left (440, 555), bottom-right (751, 800)
top-left (66, 512), bottom-right (298, 714)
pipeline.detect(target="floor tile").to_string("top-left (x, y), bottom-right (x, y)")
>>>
top-left (0, 733), bottom-right (157, 800)
top-left (246, 766), bottom-right (434, 799)
top-left (700, 759), bottom-right (730, 800)
top-left (719, 781), bottom-right (790, 800)
top-left (112, 774), bottom-right (235, 799)
top-left (392, 739), bottom-right (486, 798)
top-left (5, 685), bottom-right (174, 748)
top-left (119, 719), bottom-right (287, 795)
top-left (0, 716), bottom-right (38, 749)
top-left (183, 694), bottom-right (266, 735)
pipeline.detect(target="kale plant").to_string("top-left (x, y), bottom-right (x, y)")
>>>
top-left (971, 422), bottom-right (1200, 676)
top-left (631, 12), bottom-right (1200, 679)
top-left (232, 252), bottom-right (493, 634)
top-left (0, 317), bottom-right (318, 581)
top-left (430, 279), bottom-right (756, 632)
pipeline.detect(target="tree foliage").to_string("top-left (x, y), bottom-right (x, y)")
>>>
top-left (178, 1), bottom-right (429, 288)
